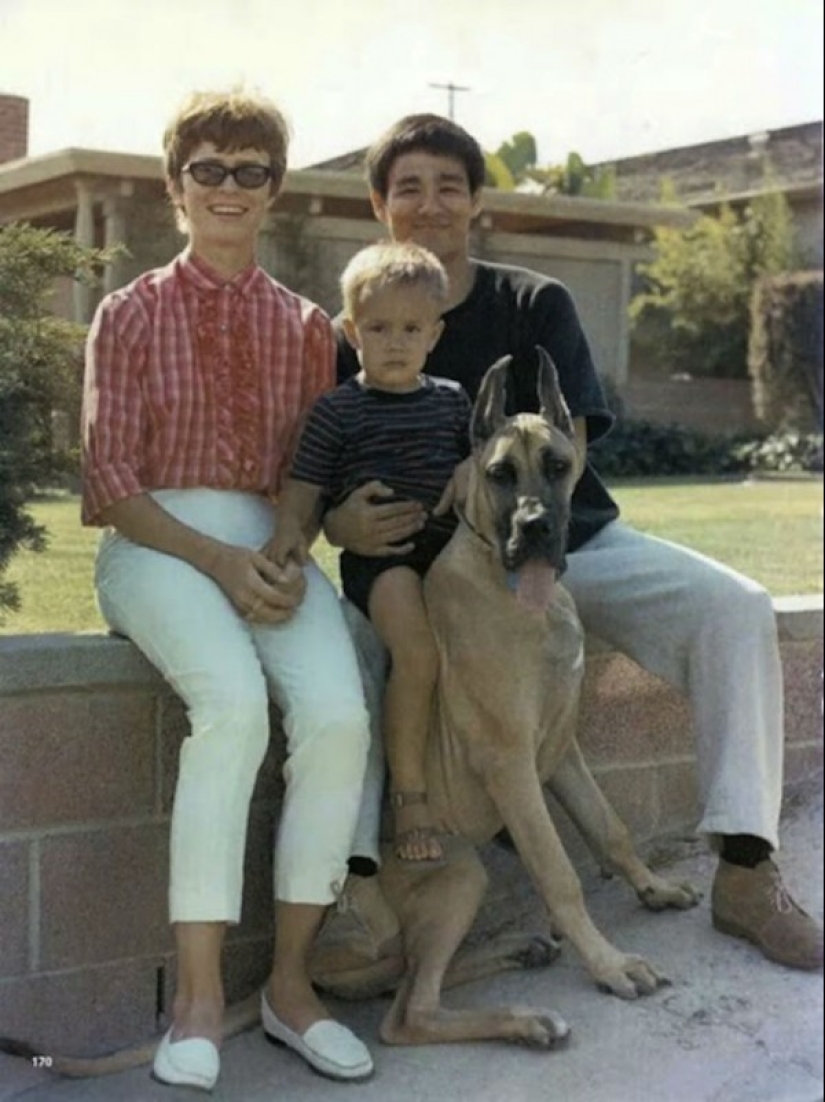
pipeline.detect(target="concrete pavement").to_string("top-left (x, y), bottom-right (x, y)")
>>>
top-left (3, 782), bottom-right (822, 1102)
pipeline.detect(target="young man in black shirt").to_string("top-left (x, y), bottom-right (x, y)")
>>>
top-left (323, 114), bottom-right (822, 972)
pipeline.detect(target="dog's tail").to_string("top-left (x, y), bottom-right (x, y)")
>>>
top-left (0, 993), bottom-right (261, 1078)
top-left (0, 1035), bottom-right (159, 1078)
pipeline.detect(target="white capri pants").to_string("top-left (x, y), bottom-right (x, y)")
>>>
top-left (349, 520), bottom-right (784, 858)
top-left (95, 489), bottom-right (370, 923)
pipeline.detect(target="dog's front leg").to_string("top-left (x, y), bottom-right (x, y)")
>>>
top-left (484, 760), bottom-right (667, 999)
top-left (548, 741), bottom-right (702, 911)
top-left (380, 845), bottom-right (568, 1048)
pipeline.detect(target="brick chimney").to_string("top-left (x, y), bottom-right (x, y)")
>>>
top-left (0, 93), bottom-right (29, 164)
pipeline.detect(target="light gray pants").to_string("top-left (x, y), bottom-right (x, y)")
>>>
top-left (346, 520), bottom-right (784, 859)
top-left (96, 489), bottom-right (370, 923)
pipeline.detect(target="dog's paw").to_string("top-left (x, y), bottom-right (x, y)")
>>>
top-left (595, 953), bottom-right (668, 999)
top-left (638, 877), bottom-right (703, 912)
top-left (515, 1011), bottom-right (570, 1050)
top-left (511, 935), bottom-right (562, 970)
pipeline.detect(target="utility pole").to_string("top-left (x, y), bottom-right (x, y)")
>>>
top-left (428, 81), bottom-right (471, 121)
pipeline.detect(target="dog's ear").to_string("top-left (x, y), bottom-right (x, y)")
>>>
top-left (537, 346), bottom-right (574, 439)
top-left (471, 356), bottom-right (511, 448)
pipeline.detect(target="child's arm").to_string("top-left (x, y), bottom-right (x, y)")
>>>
top-left (433, 386), bottom-right (474, 518)
top-left (267, 479), bottom-right (325, 567)
top-left (432, 457), bottom-right (472, 518)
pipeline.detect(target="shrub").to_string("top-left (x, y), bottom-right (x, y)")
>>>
top-left (749, 271), bottom-right (824, 432)
top-left (590, 420), bottom-right (749, 478)
top-left (630, 180), bottom-right (795, 379)
top-left (732, 431), bottom-right (823, 474)
top-left (590, 420), bottom-right (822, 479)
top-left (0, 222), bottom-right (108, 617)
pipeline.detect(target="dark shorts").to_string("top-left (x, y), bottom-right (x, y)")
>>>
top-left (340, 519), bottom-right (456, 619)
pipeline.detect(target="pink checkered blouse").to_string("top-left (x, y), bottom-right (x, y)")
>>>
top-left (81, 250), bottom-right (335, 525)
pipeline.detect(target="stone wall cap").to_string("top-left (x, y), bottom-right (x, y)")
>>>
top-left (0, 631), bottom-right (161, 694)
top-left (2, 594), bottom-right (821, 696)
top-left (774, 594), bottom-right (824, 642)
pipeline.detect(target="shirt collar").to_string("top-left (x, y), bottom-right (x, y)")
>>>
top-left (176, 248), bottom-right (262, 297)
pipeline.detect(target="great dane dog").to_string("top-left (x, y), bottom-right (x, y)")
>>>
top-left (1, 349), bottom-right (699, 1077)
top-left (309, 347), bottom-right (701, 1047)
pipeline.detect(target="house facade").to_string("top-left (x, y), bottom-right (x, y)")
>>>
top-left (0, 93), bottom-right (692, 390)
top-left (596, 120), bottom-right (823, 268)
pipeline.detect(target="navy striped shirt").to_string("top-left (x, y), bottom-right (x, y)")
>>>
top-left (291, 374), bottom-right (472, 512)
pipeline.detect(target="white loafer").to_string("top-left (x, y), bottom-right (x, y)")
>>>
top-left (152, 1029), bottom-right (220, 1092)
top-left (261, 993), bottom-right (374, 1082)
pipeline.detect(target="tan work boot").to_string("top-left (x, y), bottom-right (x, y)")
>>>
top-left (315, 874), bottom-right (401, 965)
top-left (712, 858), bottom-right (824, 971)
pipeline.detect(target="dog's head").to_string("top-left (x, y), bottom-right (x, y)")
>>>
top-left (467, 347), bottom-right (583, 614)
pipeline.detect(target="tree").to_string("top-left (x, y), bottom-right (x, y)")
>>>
top-left (629, 179), bottom-right (795, 378)
top-left (749, 271), bottom-right (824, 432)
top-left (0, 222), bottom-right (108, 618)
top-left (484, 132), bottom-right (616, 198)
top-left (484, 131), bottom-right (538, 189)
top-left (530, 152), bottom-right (617, 199)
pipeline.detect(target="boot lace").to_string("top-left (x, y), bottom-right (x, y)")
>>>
top-left (330, 879), bottom-right (351, 914)
top-left (766, 864), bottom-right (802, 916)
top-left (329, 878), bottom-right (368, 922)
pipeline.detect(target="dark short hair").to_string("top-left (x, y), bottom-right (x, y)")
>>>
top-left (366, 114), bottom-right (486, 198)
top-left (163, 88), bottom-right (290, 192)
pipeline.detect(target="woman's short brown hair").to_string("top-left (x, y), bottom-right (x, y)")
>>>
top-left (163, 88), bottom-right (290, 192)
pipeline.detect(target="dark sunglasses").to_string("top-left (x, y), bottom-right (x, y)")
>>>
top-left (183, 160), bottom-right (273, 189)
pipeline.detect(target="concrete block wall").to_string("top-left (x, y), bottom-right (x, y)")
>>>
top-left (622, 376), bottom-right (762, 435)
top-left (0, 636), bottom-right (286, 1056)
top-left (0, 596), bottom-right (821, 1055)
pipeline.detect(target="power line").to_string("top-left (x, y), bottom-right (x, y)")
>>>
top-left (428, 82), bottom-right (471, 121)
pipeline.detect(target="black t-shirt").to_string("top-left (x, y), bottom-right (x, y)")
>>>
top-left (336, 259), bottom-right (619, 551)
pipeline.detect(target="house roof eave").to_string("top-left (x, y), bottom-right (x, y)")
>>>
top-left (687, 179), bottom-right (823, 210)
top-left (0, 147), bottom-right (163, 195)
top-left (0, 150), bottom-right (694, 242)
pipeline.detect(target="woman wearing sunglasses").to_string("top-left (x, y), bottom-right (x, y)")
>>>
top-left (81, 89), bottom-right (374, 1090)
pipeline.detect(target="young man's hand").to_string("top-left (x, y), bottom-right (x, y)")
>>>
top-left (324, 481), bottom-right (425, 556)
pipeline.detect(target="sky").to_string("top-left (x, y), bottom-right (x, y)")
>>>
top-left (0, 0), bottom-right (822, 171)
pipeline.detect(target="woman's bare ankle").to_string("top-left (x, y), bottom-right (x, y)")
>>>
top-left (265, 970), bottom-right (330, 1035)
top-left (171, 993), bottom-right (224, 1045)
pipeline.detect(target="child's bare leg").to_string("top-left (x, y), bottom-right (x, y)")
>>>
top-left (368, 567), bottom-right (442, 863)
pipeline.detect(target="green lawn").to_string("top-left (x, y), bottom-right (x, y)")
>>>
top-left (1, 479), bottom-right (822, 635)
top-left (609, 477), bottom-right (823, 599)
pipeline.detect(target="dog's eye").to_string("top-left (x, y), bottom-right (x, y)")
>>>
top-left (544, 456), bottom-right (571, 479)
top-left (486, 461), bottom-right (516, 485)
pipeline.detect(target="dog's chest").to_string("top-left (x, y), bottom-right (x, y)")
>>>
top-left (430, 560), bottom-right (584, 719)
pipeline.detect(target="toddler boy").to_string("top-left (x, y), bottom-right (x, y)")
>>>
top-left (271, 241), bottom-right (471, 864)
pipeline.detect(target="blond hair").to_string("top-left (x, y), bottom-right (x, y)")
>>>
top-left (340, 242), bottom-right (449, 318)
top-left (163, 87), bottom-right (290, 192)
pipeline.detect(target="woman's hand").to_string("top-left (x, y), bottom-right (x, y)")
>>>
top-left (204, 543), bottom-right (306, 625)
top-left (323, 481), bottom-right (425, 557)
top-left (98, 494), bottom-right (305, 625)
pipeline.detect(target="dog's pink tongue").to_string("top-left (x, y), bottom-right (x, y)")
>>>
top-left (515, 561), bottom-right (557, 614)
